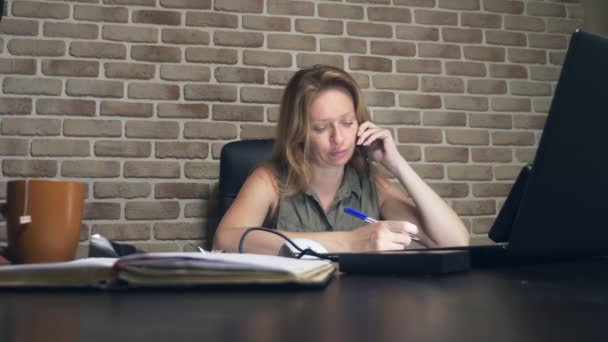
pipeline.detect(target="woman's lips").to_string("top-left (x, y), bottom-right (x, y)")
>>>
top-left (330, 148), bottom-right (348, 158)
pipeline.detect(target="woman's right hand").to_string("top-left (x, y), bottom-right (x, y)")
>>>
top-left (349, 221), bottom-right (419, 252)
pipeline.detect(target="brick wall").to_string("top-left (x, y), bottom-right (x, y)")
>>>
top-left (0, 0), bottom-right (584, 254)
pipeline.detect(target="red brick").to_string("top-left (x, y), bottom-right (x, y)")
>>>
top-left (156, 142), bottom-right (209, 159)
top-left (124, 161), bottom-right (180, 178)
top-left (131, 45), bottom-right (180, 63)
top-left (486, 30), bottom-right (527, 46)
top-left (158, 103), bottom-right (209, 119)
top-left (473, 182), bottom-right (513, 198)
top-left (268, 0), bottom-right (314, 16)
top-left (549, 51), bottom-right (566, 66)
top-left (186, 12), bottom-right (238, 28)
top-left (160, 65), bottom-right (211, 82)
top-left (154, 222), bottom-right (207, 240)
top-left (0, 96), bottom-right (33, 115)
top-left (350, 56), bottom-right (392, 72)
top-left (371, 41), bottom-right (415, 57)
top-left (445, 96), bottom-right (488, 111)
top-left (547, 18), bottom-right (581, 34)
top-left (368, 6), bottom-right (411, 23)
top-left (321, 38), bottom-right (367, 54)
top-left (0, 58), bottom-right (36, 75)
top-left (244, 50), bottom-right (292, 67)
top-left (491, 98), bottom-right (531, 112)
top-left (61, 160), bottom-right (120, 178)
top-left (66, 79), bottom-right (123, 98)
top-left (240, 87), bottom-right (283, 104)
top-left (43, 22), bottom-right (98, 39)
top-left (428, 182), bottom-right (469, 198)
top-left (415, 9), bottom-right (458, 25)
top-left (529, 34), bottom-right (568, 49)
top-left (215, 0), bottom-right (263, 13)
top-left (155, 183), bottom-right (209, 199)
top-left (363, 91), bottom-right (395, 107)
top-left (94, 141), bottom-right (151, 158)
top-left (461, 13), bottom-right (502, 28)
top-left (442, 27), bottom-right (483, 43)
top-left (215, 67), bottom-right (264, 84)
top-left (373, 110), bottom-right (420, 125)
top-left (396, 25), bottom-right (439, 41)
top-left (92, 223), bottom-right (151, 240)
top-left (398, 128), bottom-right (442, 144)
top-left (212, 104), bottom-right (264, 122)
top-left (533, 98), bottom-right (552, 114)
top-left (105, 62), bottom-right (156, 79)
top-left (297, 54), bottom-right (344, 69)
top-left (125, 201), bottom-right (179, 220)
top-left (184, 122), bottom-right (237, 139)
top-left (439, 0), bottom-right (480, 10)
top-left (128, 83), bottom-right (180, 100)
top-left (74, 4), bottom-right (129, 23)
top-left (445, 61), bottom-right (486, 77)
top-left (464, 46), bottom-right (505, 62)
top-left (295, 19), bottom-right (343, 35)
top-left (446, 129), bottom-right (489, 146)
top-left (489, 64), bottom-right (527, 79)
top-left (399, 94), bottom-right (441, 109)
top-left (515, 147), bottom-right (536, 163)
top-left (396, 59), bottom-right (442, 74)
top-left (102, 25), bottom-right (158, 43)
top-left (70, 42), bottom-right (127, 59)
top-left (240, 124), bottom-right (276, 139)
top-left (467, 79), bottom-right (507, 95)
top-left (452, 199), bottom-right (496, 216)
top-left (4, 77), bottom-right (62, 96)
top-left (125, 121), bottom-right (179, 139)
top-left (162, 28), bottom-right (210, 45)
top-left (421, 76), bottom-right (464, 93)
top-left (509, 81), bottom-right (552, 96)
top-left (394, 0), bottom-right (435, 6)
top-left (469, 113), bottom-right (513, 129)
top-left (161, 0), bottom-right (211, 9)
top-left (347, 22), bottom-right (392, 38)
top-left (495, 165), bottom-right (523, 180)
top-left (29, 139), bottom-right (89, 157)
top-left (419, 43), bottom-right (461, 59)
top-left (101, 101), bottom-right (153, 118)
top-left (13, 1), bottom-right (69, 19)
top-left (318, 4), bottom-right (364, 19)
top-left (513, 115), bottom-right (546, 129)
top-left (83, 202), bottom-right (121, 220)
top-left (425, 147), bottom-right (469, 162)
top-left (184, 161), bottom-right (220, 179)
top-left (422, 111), bottom-right (467, 127)
top-left (105, 0), bottom-right (156, 6)
top-left (186, 47), bottom-right (238, 64)
top-left (3, 159), bottom-right (58, 177)
top-left (504, 15), bottom-right (545, 32)
top-left (214, 31), bottom-right (264, 47)
top-left (448, 165), bottom-right (493, 181)
top-left (1, 118), bottom-right (60, 136)
top-left (372, 75), bottom-right (418, 90)
top-left (492, 131), bottom-right (535, 146)
top-left (0, 18), bottom-right (39, 36)
top-left (41, 59), bottom-right (99, 77)
top-left (64, 119), bottom-right (122, 137)
top-left (132, 10), bottom-right (181, 25)
top-left (184, 84), bottom-right (237, 102)
top-left (268, 70), bottom-right (295, 85)
top-left (471, 147), bottom-right (512, 162)
top-left (0, 139), bottom-right (28, 156)
top-left (483, 0), bottom-right (524, 14)
top-left (243, 15), bottom-right (291, 31)
top-left (184, 201), bottom-right (209, 218)
top-left (397, 146), bottom-right (421, 162)
top-left (36, 99), bottom-right (96, 116)
top-left (268, 34), bottom-right (316, 51)
top-left (411, 164), bottom-right (444, 180)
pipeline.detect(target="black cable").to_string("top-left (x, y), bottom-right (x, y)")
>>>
top-left (238, 227), bottom-right (337, 261)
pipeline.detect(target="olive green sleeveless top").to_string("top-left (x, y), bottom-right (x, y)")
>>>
top-left (266, 165), bottom-right (380, 232)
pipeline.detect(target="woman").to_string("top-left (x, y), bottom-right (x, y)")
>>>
top-left (214, 65), bottom-right (469, 254)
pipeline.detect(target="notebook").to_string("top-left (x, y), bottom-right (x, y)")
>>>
top-left (0, 252), bottom-right (335, 288)
top-left (339, 30), bottom-right (608, 271)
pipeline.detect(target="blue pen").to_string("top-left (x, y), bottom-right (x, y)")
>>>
top-left (344, 207), bottom-right (422, 243)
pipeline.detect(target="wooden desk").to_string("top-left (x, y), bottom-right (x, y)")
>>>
top-left (1, 258), bottom-right (607, 342)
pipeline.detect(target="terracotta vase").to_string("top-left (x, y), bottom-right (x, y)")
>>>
top-left (4, 179), bottom-right (85, 264)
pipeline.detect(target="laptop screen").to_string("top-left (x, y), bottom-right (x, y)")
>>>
top-left (507, 30), bottom-right (608, 256)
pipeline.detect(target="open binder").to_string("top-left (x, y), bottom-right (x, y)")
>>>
top-left (0, 252), bottom-right (335, 288)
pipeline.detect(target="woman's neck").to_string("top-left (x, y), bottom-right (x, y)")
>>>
top-left (310, 165), bottom-right (345, 212)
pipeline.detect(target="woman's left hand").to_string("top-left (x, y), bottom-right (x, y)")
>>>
top-left (357, 121), bottom-right (404, 172)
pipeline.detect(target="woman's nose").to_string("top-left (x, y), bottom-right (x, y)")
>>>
top-left (331, 126), bottom-right (345, 144)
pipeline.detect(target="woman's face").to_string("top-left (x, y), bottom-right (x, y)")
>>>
top-left (307, 87), bottom-right (359, 169)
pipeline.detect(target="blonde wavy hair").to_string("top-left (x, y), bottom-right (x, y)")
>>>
top-left (269, 65), bottom-right (372, 196)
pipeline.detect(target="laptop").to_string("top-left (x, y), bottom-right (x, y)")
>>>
top-left (338, 30), bottom-right (608, 271)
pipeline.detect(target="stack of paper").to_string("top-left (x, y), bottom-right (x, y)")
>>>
top-left (0, 252), bottom-right (335, 288)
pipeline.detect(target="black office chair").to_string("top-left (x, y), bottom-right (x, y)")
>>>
top-left (217, 139), bottom-right (274, 220)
